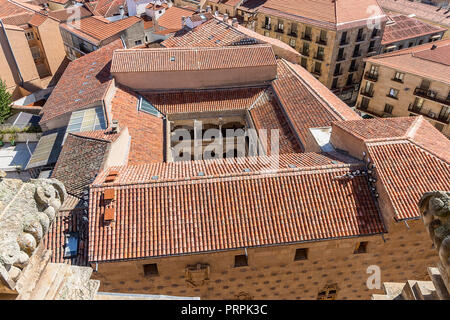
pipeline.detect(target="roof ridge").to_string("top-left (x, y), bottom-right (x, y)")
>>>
top-left (69, 131), bottom-right (113, 143)
top-left (281, 60), bottom-right (345, 122)
top-left (93, 162), bottom-right (364, 188)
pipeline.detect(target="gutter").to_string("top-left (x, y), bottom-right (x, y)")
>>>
top-left (0, 19), bottom-right (24, 86)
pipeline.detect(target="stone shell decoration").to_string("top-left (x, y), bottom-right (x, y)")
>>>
top-left (0, 178), bottom-right (66, 289)
top-left (419, 191), bottom-right (450, 291)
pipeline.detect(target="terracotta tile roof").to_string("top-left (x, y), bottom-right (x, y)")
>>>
top-left (93, 152), bottom-right (355, 186)
top-left (367, 141), bottom-right (450, 221)
top-left (378, 0), bottom-right (450, 28)
top-left (140, 86), bottom-right (268, 115)
top-left (48, 0), bottom-right (70, 4)
top-left (48, 7), bottom-right (93, 22)
top-left (0, 12), bottom-right (34, 27)
top-left (71, 129), bottom-right (121, 142)
top-left (51, 132), bottom-right (113, 198)
top-left (259, 0), bottom-right (387, 30)
top-left (146, 2), bottom-right (168, 10)
top-left (40, 39), bottom-right (123, 124)
top-left (0, 0), bottom-right (33, 18)
top-left (161, 19), bottom-right (255, 48)
top-left (85, 0), bottom-right (127, 18)
top-left (44, 208), bottom-right (89, 266)
top-left (156, 6), bottom-right (194, 30)
top-left (111, 44), bottom-right (276, 73)
top-left (28, 12), bottom-right (47, 26)
top-left (333, 116), bottom-right (450, 221)
top-left (60, 15), bottom-right (140, 46)
top-left (382, 14), bottom-right (446, 45)
top-left (249, 89), bottom-right (302, 154)
top-left (110, 86), bottom-right (165, 165)
top-left (366, 39), bottom-right (450, 85)
top-left (88, 159), bottom-right (384, 262)
top-left (271, 60), bottom-right (360, 150)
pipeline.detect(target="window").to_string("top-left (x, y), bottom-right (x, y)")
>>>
top-left (360, 97), bottom-right (370, 110)
top-left (349, 59), bottom-right (357, 72)
top-left (434, 122), bottom-right (444, 132)
top-left (388, 88), bottom-right (399, 99)
top-left (313, 62), bottom-right (321, 75)
top-left (143, 263), bottom-right (159, 276)
top-left (356, 28), bottom-right (364, 41)
top-left (289, 38), bottom-right (296, 47)
top-left (354, 241), bottom-right (368, 254)
top-left (301, 57), bottom-right (307, 68)
top-left (346, 73), bottom-right (353, 86)
top-left (408, 42), bottom-right (414, 47)
top-left (264, 31), bottom-right (269, 37)
top-left (277, 20), bottom-right (284, 31)
top-left (25, 31), bottom-right (34, 40)
top-left (317, 284), bottom-right (338, 300)
top-left (30, 46), bottom-right (40, 60)
top-left (368, 40), bottom-right (375, 52)
top-left (398, 44), bottom-right (404, 50)
top-left (234, 255), bottom-right (248, 267)
top-left (414, 97), bottom-right (424, 109)
top-left (420, 79), bottom-right (431, 90)
top-left (393, 71), bottom-right (404, 82)
top-left (419, 40), bottom-right (424, 45)
top-left (138, 96), bottom-right (160, 116)
top-left (332, 77), bottom-right (338, 89)
top-left (384, 104), bottom-right (394, 114)
top-left (294, 248), bottom-right (308, 261)
top-left (319, 30), bottom-right (327, 43)
top-left (135, 40), bottom-right (142, 45)
top-left (302, 42), bottom-right (309, 55)
top-left (334, 63), bottom-right (341, 76)
top-left (340, 31), bottom-right (347, 45)
top-left (439, 106), bottom-right (450, 122)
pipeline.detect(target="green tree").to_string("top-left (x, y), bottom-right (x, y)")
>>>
top-left (0, 79), bottom-right (12, 124)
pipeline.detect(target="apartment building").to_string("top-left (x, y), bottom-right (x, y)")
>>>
top-left (0, 9), bottom-right (67, 98)
top-left (356, 39), bottom-right (450, 137)
top-left (215, 0), bottom-right (388, 104)
top-left (380, 14), bottom-right (446, 53)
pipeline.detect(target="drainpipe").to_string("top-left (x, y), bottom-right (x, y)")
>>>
top-left (0, 19), bottom-right (24, 86)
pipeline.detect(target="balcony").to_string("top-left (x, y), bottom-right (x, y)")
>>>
top-left (316, 36), bottom-right (327, 46)
top-left (356, 34), bottom-right (366, 43)
top-left (349, 65), bottom-right (358, 73)
top-left (288, 30), bottom-right (298, 37)
top-left (314, 52), bottom-right (324, 61)
top-left (336, 53), bottom-right (346, 62)
top-left (301, 32), bottom-right (312, 41)
top-left (340, 38), bottom-right (349, 46)
top-left (364, 71), bottom-right (378, 82)
top-left (360, 89), bottom-right (374, 98)
top-left (371, 29), bottom-right (381, 39)
top-left (414, 87), bottom-right (450, 106)
top-left (352, 50), bottom-right (362, 58)
top-left (391, 77), bottom-right (403, 84)
top-left (408, 103), bottom-right (450, 124)
top-left (275, 27), bottom-right (284, 34)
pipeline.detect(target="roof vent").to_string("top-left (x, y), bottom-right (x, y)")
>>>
top-left (431, 44), bottom-right (437, 50)
top-left (104, 206), bottom-right (115, 221)
top-left (151, 175), bottom-right (158, 180)
top-left (198, 171), bottom-right (205, 176)
top-left (104, 170), bottom-right (119, 183)
top-left (103, 188), bottom-right (115, 200)
top-left (170, 56), bottom-right (175, 61)
top-left (111, 119), bottom-right (119, 133)
top-left (288, 164), bottom-right (296, 169)
top-left (243, 168), bottom-right (251, 172)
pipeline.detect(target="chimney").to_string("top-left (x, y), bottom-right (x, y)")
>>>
top-left (231, 17), bottom-right (238, 27)
top-left (111, 119), bottom-right (119, 133)
top-left (223, 13), bottom-right (229, 23)
top-left (206, 5), bottom-right (211, 12)
top-left (119, 5), bottom-right (125, 18)
top-left (214, 10), bottom-right (219, 17)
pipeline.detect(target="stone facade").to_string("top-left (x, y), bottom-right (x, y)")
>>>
top-left (92, 218), bottom-right (437, 300)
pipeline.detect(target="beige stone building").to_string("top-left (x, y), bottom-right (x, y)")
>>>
top-left (356, 39), bottom-right (450, 137)
top-left (0, 9), bottom-right (67, 99)
top-left (196, 0), bottom-right (388, 104)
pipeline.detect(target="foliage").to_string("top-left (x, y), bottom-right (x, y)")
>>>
top-left (0, 79), bottom-right (12, 124)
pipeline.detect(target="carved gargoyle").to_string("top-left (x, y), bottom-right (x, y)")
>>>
top-left (419, 191), bottom-right (450, 289)
top-left (0, 178), bottom-right (66, 291)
